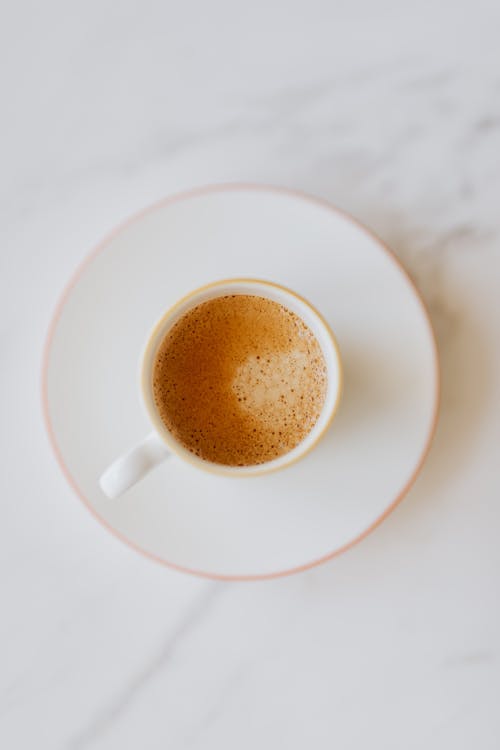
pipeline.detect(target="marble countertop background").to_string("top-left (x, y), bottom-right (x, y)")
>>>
top-left (1, 1), bottom-right (500, 747)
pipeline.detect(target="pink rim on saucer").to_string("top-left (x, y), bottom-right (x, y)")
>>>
top-left (41, 184), bottom-right (440, 580)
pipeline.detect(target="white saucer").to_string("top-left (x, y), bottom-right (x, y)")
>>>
top-left (43, 185), bottom-right (439, 580)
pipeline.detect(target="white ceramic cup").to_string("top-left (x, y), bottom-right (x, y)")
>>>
top-left (99, 279), bottom-right (342, 498)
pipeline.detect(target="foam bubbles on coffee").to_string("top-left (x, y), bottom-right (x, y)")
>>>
top-left (153, 295), bottom-right (327, 466)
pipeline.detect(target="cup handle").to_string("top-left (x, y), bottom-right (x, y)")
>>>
top-left (99, 432), bottom-right (170, 499)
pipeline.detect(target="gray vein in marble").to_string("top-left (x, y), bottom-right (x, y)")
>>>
top-left (2, 115), bottom-right (256, 228)
top-left (442, 650), bottom-right (495, 668)
top-left (474, 116), bottom-right (500, 132)
top-left (181, 664), bottom-right (248, 749)
top-left (399, 70), bottom-right (456, 90)
top-left (64, 583), bottom-right (222, 750)
top-left (243, 60), bottom-right (419, 125)
top-left (6, 59), bottom-right (442, 224)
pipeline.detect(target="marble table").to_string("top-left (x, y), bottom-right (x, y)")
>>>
top-left (2, 1), bottom-right (499, 747)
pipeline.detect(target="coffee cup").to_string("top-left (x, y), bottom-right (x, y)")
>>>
top-left (99, 278), bottom-right (342, 498)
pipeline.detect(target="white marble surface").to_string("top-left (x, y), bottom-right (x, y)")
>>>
top-left (1, 1), bottom-right (500, 747)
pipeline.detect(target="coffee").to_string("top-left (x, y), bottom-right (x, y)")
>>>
top-left (152, 295), bottom-right (327, 466)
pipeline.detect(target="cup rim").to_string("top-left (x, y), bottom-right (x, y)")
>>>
top-left (141, 277), bottom-right (343, 477)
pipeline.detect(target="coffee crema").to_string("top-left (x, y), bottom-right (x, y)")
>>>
top-left (152, 295), bottom-right (327, 466)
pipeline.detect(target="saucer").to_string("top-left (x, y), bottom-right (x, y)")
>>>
top-left (43, 185), bottom-right (439, 580)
